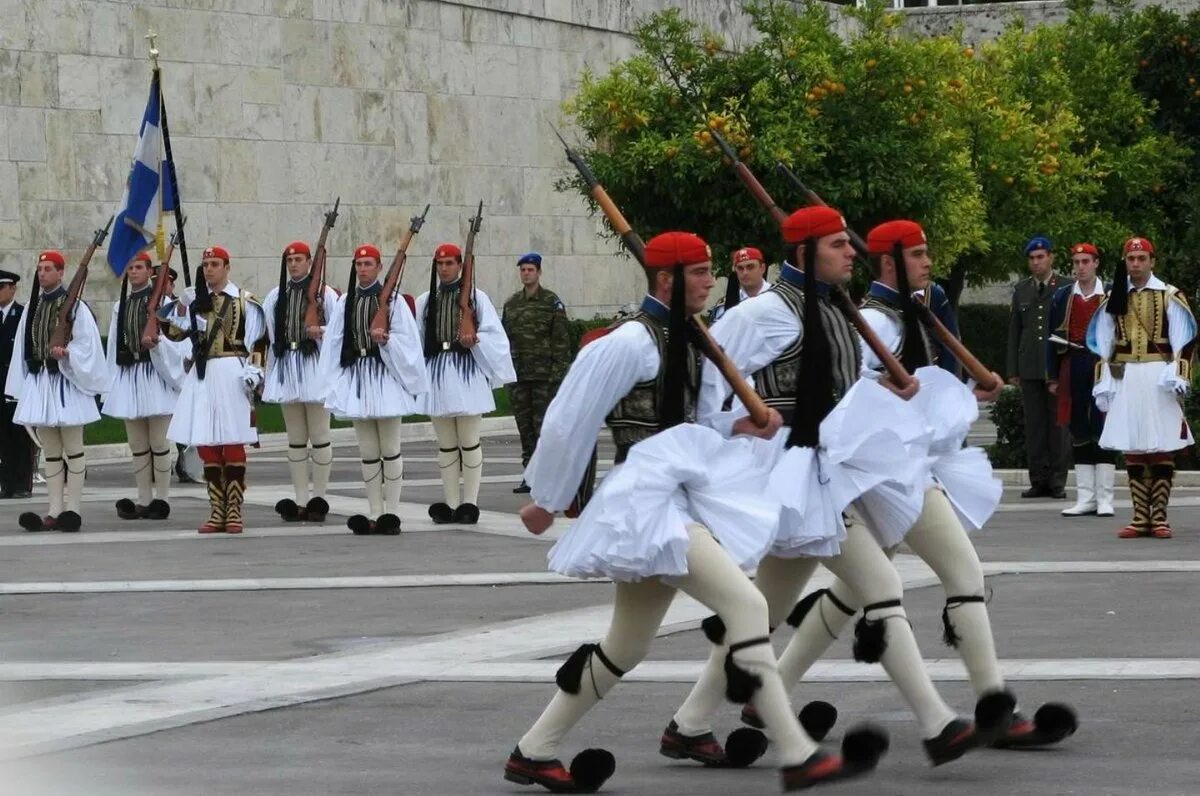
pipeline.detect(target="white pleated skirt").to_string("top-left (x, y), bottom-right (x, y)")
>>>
top-left (167, 357), bottom-right (257, 446)
top-left (547, 424), bottom-right (780, 581)
top-left (1100, 361), bottom-right (1194, 453)
top-left (13, 370), bottom-right (100, 427)
top-left (263, 349), bottom-right (327, 404)
top-left (418, 352), bottom-right (496, 417)
top-left (325, 358), bottom-right (421, 421)
top-left (102, 363), bottom-right (179, 419)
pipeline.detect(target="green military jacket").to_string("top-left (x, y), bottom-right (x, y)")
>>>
top-left (1006, 272), bottom-right (1073, 381)
top-left (502, 285), bottom-right (572, 382)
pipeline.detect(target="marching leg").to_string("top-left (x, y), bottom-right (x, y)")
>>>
top-left (456, 414), bottom-right (483, 524)
top-left (120, 418), bottom-right (152, 519)
top-left (430, 416), bottom-right (460, 524)
top-left (148, 415), bottom-right (173, 518)
top-left (60, 425), bottom-right (86, 532)
top-left (278, 402), bottom-right (310, 520)
top-left (349, 419), bottom-right (384, 534)
top-left (378, 416), bottom-right (404, 535)
top-left (306, 402), bottom-right (333, 521)
top-left (20, 426), bottom-right (62, 531)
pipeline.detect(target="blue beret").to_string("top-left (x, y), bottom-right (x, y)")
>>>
top-left (1024, 236), bottom-right (1052, 255)
top-left (517, 252), bottom-right (542, 267)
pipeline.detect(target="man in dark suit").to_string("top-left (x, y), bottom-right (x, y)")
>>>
top-left (0, 269), bottom-right (34, 498)
top-left (1006, 237), bottom-right (1073, 499)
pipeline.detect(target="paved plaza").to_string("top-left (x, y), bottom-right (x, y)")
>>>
top-left (1, 429), bottom-right (1198, 795)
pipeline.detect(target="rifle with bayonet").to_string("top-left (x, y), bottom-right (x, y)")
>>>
top-left (458, 201), bottom-right (484, 344)
top-left (49, 216), bottom-right (114, 351)
top-left (371, 203), bottom-right (430, 335)
top-left (304, 197), bottom-right (340, 335)
top-left (140, 218), bottom-right (185, 349)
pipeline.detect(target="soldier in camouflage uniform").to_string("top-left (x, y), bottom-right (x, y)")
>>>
top-left (502, 252), bottom-right (573, 494)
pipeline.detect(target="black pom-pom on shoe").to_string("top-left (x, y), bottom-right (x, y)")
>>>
top-left (569, 748), bottom-right (616, 793)
top-left (57, 511), bottom-right (82, 532)
top-left (453, 502), bottom-right (480, 524)
top-left (115, 498), bottom-right (141, 520)
top-left (723, 727), bottom-right (768, 768)
top-left (700, 614), bottom-right (726, 645)
top-left (347, 515), bottom-right (374, 535)
top-left (144, 499), bottom-right (171, 520)
top-left (274, 498), bottom-right (300, 521)
top-left (19, 512), bottom-right (44, 531)
top-left (842, 724), bottom-right (889, 770)
top-left (973, 690), bottom-right (1017, 743)
top-left (992, 703), bottom-right (1078, 749)
top-left (376, 513), bottom-right (401, 535)
top-left (305, 496), bottom-right (329, 523)
top-left (428, 502), bottom-right (454, 524)
top-left (799, 700), bottom-right (839, 743)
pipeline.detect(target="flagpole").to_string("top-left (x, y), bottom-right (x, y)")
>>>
top-left (146, 30), bottom-right (192, 288)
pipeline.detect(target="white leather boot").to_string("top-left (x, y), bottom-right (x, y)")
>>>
top-left (1062, 464), bottom-right (1097, 516)
top-left (1094, 463), bottom-right (1116, 517)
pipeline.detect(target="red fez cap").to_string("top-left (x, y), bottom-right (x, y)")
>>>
top-left (434, 243), bottom-right (462, 261)
top-left (1070, 242), bottom-right (1099, 257)
top-left (38, 250), bottom-right (66, 269)
top-left (354, 244), bottom-right (382, 262)
top-left (284, 241), bottom-right (311, 257)
top-left (202, 246), bottom-right (230, 263)
top-left (781, 207), bottom-right (847, 244)
top-left (643, 232), bottom-right (712, 269)
top-left (867, 220), bottom-right (927, 255)
top-left (1123, 237), bottom-right (1154, 255)
top-left (732, 247), bottom-right (764, 265)
top-left (133, 251), bottom-right (153, 265)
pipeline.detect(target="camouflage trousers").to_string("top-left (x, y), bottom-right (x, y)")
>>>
top-left (508, 380), bottom-right (561, 466)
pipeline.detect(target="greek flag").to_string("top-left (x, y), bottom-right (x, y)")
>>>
top-left (107, 71), bottom-right (176, 276)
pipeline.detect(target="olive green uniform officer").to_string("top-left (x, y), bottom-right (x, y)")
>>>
top-left (502, 252), bottom-right (573, 493)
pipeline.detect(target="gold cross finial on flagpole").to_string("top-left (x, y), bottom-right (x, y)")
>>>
top-left (145, 29), bottom-right (160, 69)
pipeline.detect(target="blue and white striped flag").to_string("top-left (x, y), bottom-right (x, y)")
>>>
top-left (107, 71), bottom-right (176, 276)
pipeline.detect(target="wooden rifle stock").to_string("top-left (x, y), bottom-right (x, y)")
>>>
top-left (458, 201), bottom-right (483, 342)
top-left (774, 162), bottom-right (1000, 391)
top-left (304, 197), bottom-right (340, 333)
top-left (49, 216), bottom-right (113, 350)
top-left (552, 124), bottom-right (770, 428)
top-left (141, 220), bottom-right (185, 349)
top-left (372, 203), bottom-right (431, 333)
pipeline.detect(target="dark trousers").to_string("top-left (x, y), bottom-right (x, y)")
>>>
top-left (1021, 378), bottom-right (1071, 489)
top-left (0, 401), bottom-right (34, 495)
top-left (508, 380), bottom-right (560, 467)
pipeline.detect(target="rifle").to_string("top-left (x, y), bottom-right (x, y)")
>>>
top-left (553, 124), bottom-right (772, 429)
top-left (458, 200), bottom-right (484, 343)
top-left (140, 218), bottom-right (186, 349)
top-left (371, 203), bottom-right (430, 334)
top-left (48, 216), bottom-right (114, 351)
top-left (303, 197), bottom-right (340, 333)
top-left (705, 130), bottom-right (915, 391)
top-left (774, 162), bottom-right (1002, 392)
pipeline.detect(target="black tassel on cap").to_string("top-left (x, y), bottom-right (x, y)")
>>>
top-left (785, 240), bottom-right (835, 448)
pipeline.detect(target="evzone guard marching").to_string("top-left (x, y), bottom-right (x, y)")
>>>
top-left (505, 230), bottom-right (890, 793)
top-left (319, 240), bottom-right (429, 535)
top-left (161, 246), bottom-right (266, 534)
top-left (1089, 236), bottom-right (1197, 539)
top-left (416, 222), bottom-right (516, 526)
top-left (7, 245), bottom-right (110, 532)
top-left (103, 250), bottom-right (188, 521)
top-left (664, 208), bottom-right (1015, 771)
top-left (263, 231), bottom-right (340, 525)
top-left (751, 219), bottom-right (1075, 752)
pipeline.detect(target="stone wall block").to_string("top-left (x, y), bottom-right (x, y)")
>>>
top-left (20, 201), bottom-right (65, 249)
top-left (206, 202), bottom-right (278, 259)
top-left (359, 144), bottom-right (399, 205)
top-left (273, 0), bottom-right (314, 19)
top-left (85, 2), bottom-right (133, 58)
top-left (160, 63), bottom-right (198, 138)
top-left (482, 214), bottom-right (530, 258)
top-left (0, 0), bottom-right (28, 50)
top-left (355, 89), bottom-right (393, 144)
top-left (440, 4), bottom-right (464, 41)
top-left (168, 136), bottom-right (220, 203)
top-left (7, 107), bottom-right (48, 162)
top-left (281, 18), bottom-right (333, 86)
top-left (17, 162), bottom-right (49, 202)
top-left (243, 67), bottom-right (283, 105)
top-left (193, 64), bottom-right (245, 132)
top-left (282, 84), bottom-right (321, 141)
top-left (317, 86), bottom-right (359, 143)
top-left (0, 162), bottom-right (19, 220)
top-left (520, 166), bottom-right (581, 217)
top-left (57, 54), bottom-right (101, 111)
top-left (71, 132), bottom-right (128, 201)
top-left (391, 91), bottom-right (430, 164)
top-left (395, 163), bottom-right (440, 205)
top-left (473, 43), bottom-right (521, 98)
top-left (216, 139), bottom-right (260, 202)
top-left (0, 51), bottom-right (19, 105)
top-left (241, 102), bottom-right (283, 140)
top-left (17, 51), bottom-right (59, 106)
top-left (97, 58), bottom-right (148, 135)
top-left (253, 142), bottom-right (290, 203)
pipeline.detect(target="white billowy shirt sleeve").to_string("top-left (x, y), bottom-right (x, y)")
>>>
top-left (1086, 307), bottom-right (1115, 360)
top-left (262, 287), bottom-right (280, 346)
top-left (1167, 295), bottom-right (1197, 355)
top-left (527, 322), bottom-right (659, 513)
top-left (242, 297), bottom-right (266, 347)
top-left (149, 296), bottom-right (188, 390)
top-left (381, 296), bottom-right (431, 395)
top-left (60, 302), bottom-right (109, 396)
top-left (858, 307), bottom-right (901, 381)
top-left (103, 305), bottom-right (120, 396)
top-left (5, 310), bottom-right (28, 400)
top-left (699, 292), bottom-right (801, 437)
top-left (316, 293), bottom-right (347, 387)
top-left (470, 289), bottom-right (517, 387)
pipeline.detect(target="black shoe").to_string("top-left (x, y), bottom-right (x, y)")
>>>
top-left (1049, 487), bottom-right (1068, 499)
top-left (991, 704), bottom-right (1078, 749)
top-left (513, 480), bottom-right (531, 494)
top-left (1020, 485), bottom-right (1051, 499)
top-left (923, 718), bottom-right (981, 766)
top-left (57, 510), bottom-right (82, 533)
top-left (659, 721), bottom-right (728, 766)
top-left (781, 726), bottom-right (888, 790)
top-left (115, 498), bottom-right (143, 520)
top-left (504, 746), bottom-right (615, 793)
top-left (143, 499), bottom-right (171, 520)
top-left (454, 503), bottom-right (480, 524)
top-left (305, 497), bottom-right (329, 523)
top-left (10, 490), bottom-right (32, 499)
top-left (376, 513), bottom-right (401, 535)
top-left (428, 502), bottom-right (454, 524)
top-left (275, 498), bottom-right (304, 522)
top-left (0, 489), bottom-right (11, 499)
top-left (347, 515), bottom-right (374, 535)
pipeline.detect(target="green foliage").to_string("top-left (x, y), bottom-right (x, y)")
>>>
top-left (957, 303), bottom-right (1010, 384)
top-left (987, 385), bottom-right (1027, 468)
top-left (562, 0), bottom-right (1188, 290)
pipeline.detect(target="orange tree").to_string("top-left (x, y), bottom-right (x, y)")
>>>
top-left (561, 0), bottom-right (1186, 304)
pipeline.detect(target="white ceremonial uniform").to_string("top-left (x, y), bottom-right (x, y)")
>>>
top-left (1089, 275), bottom-right (1198, 453)
top-left (5, 295), bottom-right (108, 427)
top-left (101, 289), bottom-right (187, 420)
top-left (163, 283), bottom-right (266, 446)
top-left (262, 282), bottom-right (339, 404)
top-left (415, 283), bottom-right (516, 416)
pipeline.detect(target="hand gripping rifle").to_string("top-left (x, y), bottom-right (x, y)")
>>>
top-left (774, 162), bottom-right (1002, 392)
top-left (141, 217), bottom-right (186, 349)
top-left (371, 203), bottom-right (430, 335)
top-left (303, 197), bottom-right (340, 334)
top-left (458, 201), bottom-right (484, 343)
top-left (705, 130), bottom-right (916, 391)
top-left (48, 216), bottom-right (114, 350)
top-left (553, 124), bottom-right (772, 429)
